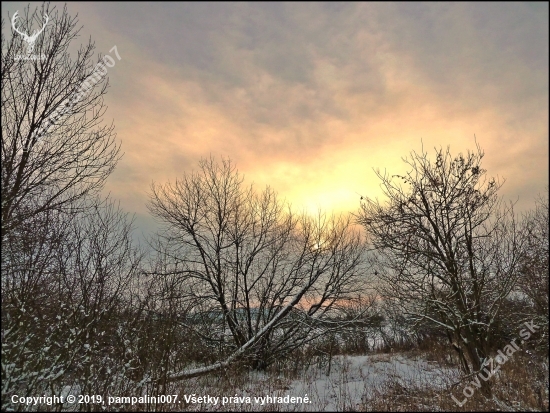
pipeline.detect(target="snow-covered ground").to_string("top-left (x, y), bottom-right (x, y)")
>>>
top-left (33, 350), bottom-right (545, 411)
top-left (284, 354), bottom-right (460, 411)
top-left (178, 352), bottom-right (461, 411)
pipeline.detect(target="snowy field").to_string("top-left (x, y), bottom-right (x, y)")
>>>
top-left (178, 352), bottom-right (462, 412)
top-left (286, 354), bottom-right (460, 411)
top-left (11, 348), bottom-right (548, 411)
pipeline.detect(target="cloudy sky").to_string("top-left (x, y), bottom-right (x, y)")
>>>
top-left (3, 2), bottom-right (548, 238)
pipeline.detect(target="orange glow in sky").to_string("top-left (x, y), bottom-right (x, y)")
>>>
top-left (3, 2), bottom-right (546, 236)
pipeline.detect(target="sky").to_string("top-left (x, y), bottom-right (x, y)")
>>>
top-left (2, 2), bottom-right (548, 239)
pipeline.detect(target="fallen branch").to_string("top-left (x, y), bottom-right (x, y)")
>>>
top-left (166, 279), bottom-right (314, 381)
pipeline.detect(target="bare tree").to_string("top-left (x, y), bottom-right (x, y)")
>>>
top-left (1, 197), bottom-right (144, 410)
top-left (357, 143), bottom-right (524, 397)
top-left (517, 189), bottom-right (549, 351)
top-left (1, 5), bottom-right (146, 410)
top-left (1, 3), bottom-right (121, 240)
top-left (147, 156), bottom-right (368, 378)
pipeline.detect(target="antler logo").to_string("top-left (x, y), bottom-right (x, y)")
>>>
top-left (11, 11), bottom-right (49, 55)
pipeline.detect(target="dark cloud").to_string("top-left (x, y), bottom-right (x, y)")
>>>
top-left (2, 1), bottom-right (547, 233)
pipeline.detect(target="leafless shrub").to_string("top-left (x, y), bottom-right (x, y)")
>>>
top-left (516, 189), bottom-right (549, 355)
top-left (357, 143), bottom-right (525, 398)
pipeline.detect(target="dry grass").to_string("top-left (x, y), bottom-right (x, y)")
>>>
top-left (162, 339), bottom-right (548, 412)
top-left (50, 335), bottom-right (547, 412)
top-left (360, 345), bottom-right (549, 411)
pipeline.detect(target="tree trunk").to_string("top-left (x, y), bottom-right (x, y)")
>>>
top-left (464, 341), bottom-right (492, 398)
